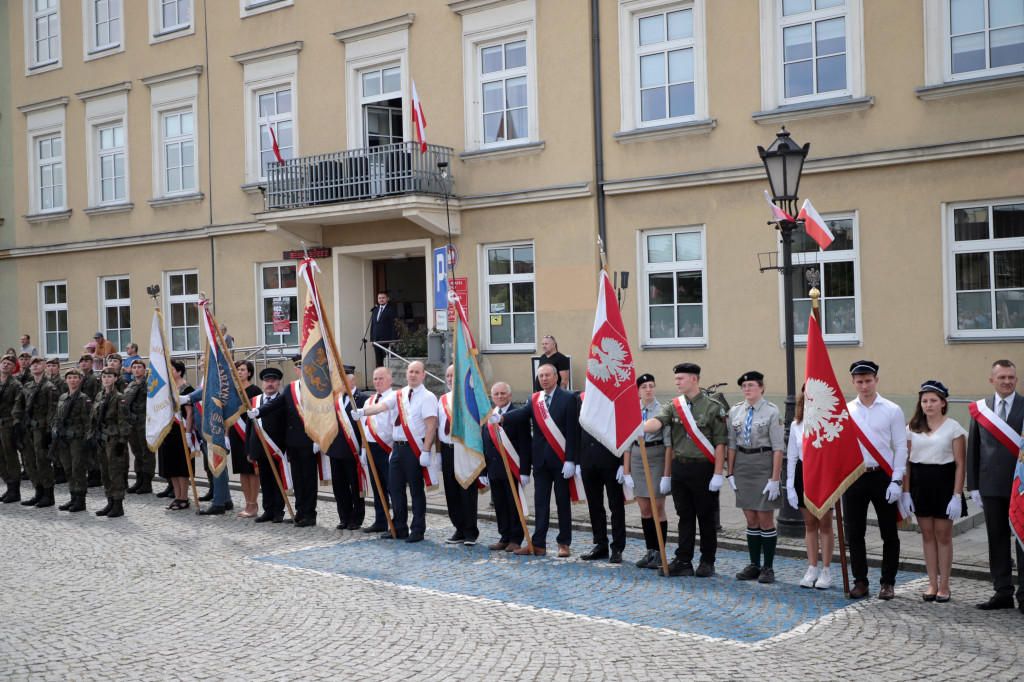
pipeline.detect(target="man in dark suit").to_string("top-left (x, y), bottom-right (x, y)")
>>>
top-left (578, 392), bottom-right (627, 564)
top-left (328, 365), bottom-right (368, 531)
top-left (967, 359), bottom-right (1024, 612)
top-left (498, 363), bottom-right (579, 557)
top-left (248, 367), bottom-right (286, 523)
top-left (369, 291), bottom-right (398, 368)
top-left (482, 381), bottom-right (532, 552)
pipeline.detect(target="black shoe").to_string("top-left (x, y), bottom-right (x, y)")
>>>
top-left (758, 567), bottom-right (776, 584)
top-left (659, 558), bottom-right (693, 577)
top-left (380, 529), bottom-right (409, 540)
top-left (126, 478), bottom-right (142, 494)
top-left (976, 594), bottom-right (1015, 610)
top-left (59, 496), bottom-right (75, 511)
top-left (337, 519), bottom-right (350, 530)
top-left (347, 522), bottom-right (362, 531)
top-left (223, 500), bottom-right (234, 511)
top-left (95, 498), bottom-right (114, 517)
top-left (2, 484), bottom-right (19, 504)
top-left (272, 514), bottom-right (284, 523)
top-left (609, 550), bottom-right (623, 564)
top-left (445, 532), bottom-right (465, 544)
top-left (255, 511), bottom-right (276, 523)
top-left (36, 488), bottom-right (55, 508)
top-left (198, 505), bottom-right (226, 515)
top-left (644, 550), bottom-right (664, 570)
top-left (635, 549), bottom-right (657, 568)
top-left (736, 563), bottom-right (761, 581)
top-left (198, 490), bottom-right (214, 502)
top-left (405, 533), bottom-right (424, 543)
top-left (295, 517), bottom-right (317, 527)
top-left (21, 486), bottom-right (43, 506)
top-left (134, 477), bottom-right (153, 494)
top-left (581, 546), bottom-right (610, 560)
top-left (156, 484), bottom-right (174, 498)
top-left (463, 535), bottom-right (479, 546)
top-left (106, 499), bottom-right (124, 518)
top-left (67, 494), bottom-right (86, 512)
top-left (363, 523), bottom-right (388, 533)
top-left (695, 561), bottom-right (715, 577)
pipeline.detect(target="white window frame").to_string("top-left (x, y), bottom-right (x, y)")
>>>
top-left (480, 240), bottom-right (536, 351)
top-left (80, 87), bottom-right (131, 210)
top-left (778, 210), bottom-right (862, 345)
top-left (618, 0), bottom-right (708, 132)
top-left (25, 0), bottom-right (62, 74)
top-left (945, 0), bottom-right (1024, 81)
top-left (944, 197), bottom-right (1024, 340)
top-left (456, 0), bottom-right (539, 153)
top-left (83, 0), bottom-right (124, 60)
top-left (240, 0), bottom-right (292, 19)
top-left (100, 275), bottom-right (132, 353)
top-left (639, 225), bottom-right (709, 348)
top-left (34, 132), bottom-right (65, 214)
top-left (255, 86), bottom-right (294, 181)
top-left (757, 0), bottom-right (865, 111)
top-left (148, 0), bottom-right (194, 44)
top-left (96, 122), bottom-right (127, 205)
top-left (338, 20), bottom-right (410, 150)
top-left (143, 66), bottom-right (202, 201)
top-left (22, 98), bottom-right (68, 217)
top-left (235, 46), bottom-right (300, 186)
top-left (160, 109), bottom-right (197, 196)
top-left (257, 261), bottom-right (299, 349)
top-left (165, 270), bottom-right (200, 354)
top-left (40, 280), bottom-right (69, 359)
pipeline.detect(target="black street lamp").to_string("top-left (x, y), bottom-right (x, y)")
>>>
top-left (758, 126), bottom-right (809, 538)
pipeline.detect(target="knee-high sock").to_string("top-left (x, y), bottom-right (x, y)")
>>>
top-left (761, 527), bottom-right (778, 568)
top-left (660, 520), bottom-right (668, 551)
top-left (746, 527), bottom-right (762, 566)
top-left (641, 516), bottom-right (656, 550)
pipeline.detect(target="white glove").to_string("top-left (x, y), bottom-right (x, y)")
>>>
top-left (708, 473), bottom-right (723, 492)
top-left (763, 479), bottom-right (780, 501)
top-left (419, 452), bottom-right (430, 467)
top-left (519, 474), bottom-right (530, 487)
top-left (787, 488), bottom-right (799, 509)
top-left (623, 474), bottom-right (635, 490)
top-left (885, 481), bottom-right (902, 504)
top-left (946, 494), bottom-right (962, 521)
top-left (487, 413), bottom-right (501, 424)
top-left (479, 476), bottom-right (489, 488)
top-left (659, 477), bottom-right (672, 495)
top-left (971, 490), bottom-right (984, 510)
top-left (575, 464), bottom-right (582, 478)
top-left (246, 408), bottom-right (259, 419)
top-left (351, 408), bottom-right (364, 419)
top-left (180, 394), bottom-right (192, 405)
top-left (615, 465), bottom-right (624, 485)
top-left (901, 491), bottom-right (914, 513)
top-left (562, 461), bottom-right (575, 479)
top-left (727, 475), bottom-right (737, 491)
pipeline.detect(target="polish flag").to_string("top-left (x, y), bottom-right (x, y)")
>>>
top-left (797, 199), bottom-right (835, 250)
top-left (764, 190), bottom-right (794, 222)
top-left (411, 79), bottom-right (427, 154)
top-left (268, 125), bottom-right (285, 164)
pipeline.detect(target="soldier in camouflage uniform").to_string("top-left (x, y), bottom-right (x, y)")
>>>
top-left (13, 357), bottom-right (59, 507)
top-left (0, 356), bottom-right (24, 503)
top-left (52, 368), bottom-right (94, 513)
top-left (77, 354), bottom-right (103, 487)
top-left (44, 358), bottom-right (68, 394)
top-left (123, 359), bottom-right (153, 494)
top-left (92, 367), bottom-right (130, 517)
top-left (105, 354), bottom-right (128, 393)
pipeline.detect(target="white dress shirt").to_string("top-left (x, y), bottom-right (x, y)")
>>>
top-left (848, 394), bottom-right (908, 479)
top-left (362, 388), bottom-right (396, 448)
top-left (381, 384), bottom-right (438, 444)
top-left (994, 393), bottom-right (1015, 421)
top-left (437, 391), bottom-right (453, 446)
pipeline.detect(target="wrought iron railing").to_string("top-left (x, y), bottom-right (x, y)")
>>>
top-left (265, 142), bottom-right (453, 210)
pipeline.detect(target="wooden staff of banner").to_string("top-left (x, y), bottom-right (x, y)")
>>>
top-left (491, 426), bottom-right (535, 554)
top-left (254, 427), bottom-right (297, 522)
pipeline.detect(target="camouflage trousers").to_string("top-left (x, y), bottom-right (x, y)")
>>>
top-left (56, 439), bottom-right (88, 495)
top-left (100, 440), bottom-right (129, 500)
top-left (127, 424), bottom-right (154, 478)
top-left (23, 430), bottom-right (54, 489)
top-left (0, 428), bottom-right (19, 485)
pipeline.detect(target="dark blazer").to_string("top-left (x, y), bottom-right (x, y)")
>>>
top-left (482, 404), bottom-right (532, 480)
top-left (967, 392), bottom-right (1024, 498)
top-left (327, 390), bottom-right (368, 459)
top-left (256, 382), bottom-right (313, 450)
top-left (370, 304), bottom-right (398, 344)
top-left (503, 386), bottom-right (578, 470)
top-left (246, 392), bottom-right (286, 460)
top-left (577, 393), bottom-right (620, 470)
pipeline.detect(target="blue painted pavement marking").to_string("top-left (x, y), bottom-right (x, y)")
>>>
top-left (254, 524), bottom-right (919, 643)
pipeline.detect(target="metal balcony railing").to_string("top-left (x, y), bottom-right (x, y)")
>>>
top-left (265, 142), bottom-right (453, 211)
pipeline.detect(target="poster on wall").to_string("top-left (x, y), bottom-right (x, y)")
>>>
top-left (272, 298), bottom-right (291, 334)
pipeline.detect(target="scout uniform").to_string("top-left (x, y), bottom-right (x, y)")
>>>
top-left (52, 368), bottom-right (95, 513)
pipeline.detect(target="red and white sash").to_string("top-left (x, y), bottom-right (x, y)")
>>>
top-left (252, 394), bottom-right (292, 489)
top-left (334, 395), bottom-right (367, 497)
top-left (290, 382), bottom-right (304, 423)
top-left (440, 392), bottom-right (453, 441)
top-left (397, 386), bottom-right (439, 490)
top-left (364, 393), bottom-right (392, 454)
top-left (969, 399), bottom-right (1023, 458)
top-left (532, 391), bottom-right (585, 503)
top-left (488, 422), bottom-right (529, 517)
top-left (672, 396), bottom-right (715, 464)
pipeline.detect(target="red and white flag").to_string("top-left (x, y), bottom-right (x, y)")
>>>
top-left (411, 79), bottom-right (427, 154)
top-left (797, 199), bottom-right (835, 250)
top-left (764, 190), bottom-right (794, 222)
top-left (801, 311), bottom-right (865, 519)
top-left (268, 125), bottom-right (285, 164)
top-left (579, 270), bottom-right (642, 456)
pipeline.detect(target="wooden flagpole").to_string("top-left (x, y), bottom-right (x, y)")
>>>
top-left (637, 439), bottom-right (670, 576)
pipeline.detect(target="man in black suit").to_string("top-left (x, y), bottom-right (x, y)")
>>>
top-left (498, 363), bottom-right (579, 557)
top-left (482, 381), bottom-right (532, 552)
top-left (247, 367), bottom-right (286, 523)
top-left (967, 359), bottom-right (1024, 612)
top-left (578, 393), bottom-right (627, 564)
top-left (369, 291), bottom-right (398, 368)
top-left (328, 365), bottom-right (368, 531)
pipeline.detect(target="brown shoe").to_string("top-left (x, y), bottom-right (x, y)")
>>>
top-left (487, 541), bottom-right (509, 551)
top-left (512, 546), bottom-right (534, 555)
top-left (558, 544), bottom-right (571, 558)
top-left (878, 583), bottom-right (895, 600)
top-left (849, 582), bottom-right (869, 599)
top-left (504, 543), bottom-right (521, 553)
top-left (533, 547), bottom-right (547, 556)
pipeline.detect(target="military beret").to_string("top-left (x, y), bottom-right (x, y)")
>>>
top-left (1, 355), bottom-right (16, 364)
top-left (101, 367), bottom-right (119, 376)
top-left (45, 357), bottom-right (60, 366)
top-left (737, 371), bottom-right (764, 386)
top-left (29, 355), bottom-right (45, 365)
top-left (636, 373), bottom-right (656, 388)
top-left (919, 380), bottom-right (949, 399)
top-left (64, 368), bottom-right (83, 378)
top-left (130, 358), bottom-right (147, 367)
top-left (18, 352), bottom-right (32, 359)
top-left (673, 362), bottom-right (701, 376)
top-left (260, 367), bottom-right (283, 381)
top-left (849, 360), bottom-right (879, 375)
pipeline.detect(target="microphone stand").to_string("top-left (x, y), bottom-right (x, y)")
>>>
top-left (360, 307), bottom-right (374, 391)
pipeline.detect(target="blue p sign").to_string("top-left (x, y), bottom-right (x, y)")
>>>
top-left (434, 246), bottom-right (448, 310)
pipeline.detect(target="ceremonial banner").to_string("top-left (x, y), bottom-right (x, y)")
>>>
top-left (801, 311), bottom-right (865, 519)
top-left (198, 304), bottom-right (248, 476)
top-left (1011, 459), bottom-right (1024, 548)
top-left (451, 300), bottom-right (490, 488)
top-left (146, 308), bottom-right (177, 451)
top-left (297, 258), bottom-right (343, 453)
top-left (579, 270), bottom-right (642, 455)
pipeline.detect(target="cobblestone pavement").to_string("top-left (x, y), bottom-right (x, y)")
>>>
top-left (1, 481), bottom-right (1022, 681)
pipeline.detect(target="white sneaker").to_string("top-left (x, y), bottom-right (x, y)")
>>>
top-left (815, 566), bottom-right (833, 590)
top-left (799, 566), bottom-right (818, 588)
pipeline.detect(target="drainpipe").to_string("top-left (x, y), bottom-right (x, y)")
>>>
top-left (591, 0), bottom-right (607, 249)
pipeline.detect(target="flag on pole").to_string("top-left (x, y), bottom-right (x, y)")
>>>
top-left (198, 303), bottom-right (249, 477)
top-left (579, 270), bottom-right (643, 455)
top-left (800, 311), bottom-right (865, 519)
top-left (411, 79), bottom-right (427, 154)
top-left (797, 199), bottom-right (835, 250)
top-left (451, 299), bottom-right (491, 488)
top-left (764, 189), bottom-right (794, 222)
top-left (1010, 459), bottom-right (1024, 547)
top-left (146, 308), bottom-right (178, 451)
top-left (297, 258), bottom-right (343, 453)
top-left (268, 125), bottom-right (285, 164)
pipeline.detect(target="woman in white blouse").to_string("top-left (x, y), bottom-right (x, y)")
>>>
top-left (786, 389), bottom-right (834, 590)
top-left (905, 380), bottom-right (966, 603)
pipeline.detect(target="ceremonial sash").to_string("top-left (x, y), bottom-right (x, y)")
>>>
top-left (672, 396), bottom-right (715, 464)
top-left (532, 391), bottom-right (585, 503)
top-left (290, 382), bottom-right (304, 423)
top-left (358, 450), bottom-right (370, 498)
top-left (252, 394), bottom-right (291, 489)
top-left (364, 393), bottom-right (392, 454)
top-left (334, 395), bottom-right (360, 456)
top-left (440, 392), bottom-right (452, 440)
top-left (969, 399), bottom-right (1023, 458)
top-left (488, 422), bottom-right (529, 517)
top-left (848, 419), bottom-right (910, 523)
top-left (317, 448), bottom-right (331, 486)
top-left (397, 386), bottom-right (439, 490)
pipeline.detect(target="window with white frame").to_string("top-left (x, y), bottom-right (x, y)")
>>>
top-left (480, 39), bottom-right (528, 145)
top-left (259, 263), bottom-right (298, 347)
top-left (779, 0), bottom-right (850, 102)
top-left (97, 123), bottom-right (127, 204)
top-left (29, 0), bottom-right (61, 68)
top-left (36, 133), bottom-right (64, 212)
top-left (41, 281), bottom-right (68, 358)
top-left (948, 200), bottom-right (1024, 338)
top-left (167, 271), bottom-right (200, 352)
top-left (785, 214), bottom-right (860, 342)
top-left (160, 0), bottom-right (190, 32)
top-left (84, 0), bottom-right (122, 56)
top-left (257, 87), bottom-right (293, 179)
top-left (637, 6), bottom-right (697, 124)
top-left (947, 0), bottom-right (1024, 77)
top-left (360, 64), bottom-right (403, 147)
top-left (162, 110), bottom-right (195, 195)
top-left (240, 0), bottom-right (292, 19)
top-left (484, 243), bottom-right (535, 348)
top-left (642, 227), bottom-right (707, 345)
top-left (101, 276), bottom-right (132, 352)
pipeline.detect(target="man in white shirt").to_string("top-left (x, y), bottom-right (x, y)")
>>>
top-left (843, 360), bottom-right (908, 600)
top-left (356, 361), bottom-right (437, 543)
top-left (360, 366), bottom-right (395, 534)
top-left (439, 364), bottom-right (480, 546)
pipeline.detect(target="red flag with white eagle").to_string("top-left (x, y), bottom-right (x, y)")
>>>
top-left (579, 270), bottom-right (642, 456)
top-left (411, 79), bottom-right (427, 154)
top-left (797, 199), bottom-right (835, 250)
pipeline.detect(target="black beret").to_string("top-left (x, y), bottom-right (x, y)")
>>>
top-left (636, 373), bottom-right (656, 387)
top-left (260, 367), bottom-right (284, 381)
top-left (849, 360), bottom-right (879, 375)
top-left (737, 371), bottom-right (764, 386)
top-left (673, 362), bottom-right (701, 376)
